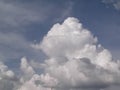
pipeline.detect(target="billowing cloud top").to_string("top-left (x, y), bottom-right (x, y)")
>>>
top-left (29, 17), bottom-right (120, 90)
top-left (1, 17), bottom-right (120, 90)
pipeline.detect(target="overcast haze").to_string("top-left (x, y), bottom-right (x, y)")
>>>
top-left (0, 0), bottom-right (120, 90)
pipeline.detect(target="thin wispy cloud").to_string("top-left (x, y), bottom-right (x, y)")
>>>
top-left (0, 0), bottom-right (73, 29)
top-left (0, 0), bottom-right (51, 28)
top-left (102, 0), bottom-right (120, 10)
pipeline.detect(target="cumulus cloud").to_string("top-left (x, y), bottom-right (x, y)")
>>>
top-left (30, 17), bottom-right (120, 90)
top-left (20, 57), bottom-right (35, 82)
top-left (0, 61), bottom-right (14, 79)
top-left (0, 61), bottom-right (19, 90)
top-left (0, 17), bottom-right (120, 90)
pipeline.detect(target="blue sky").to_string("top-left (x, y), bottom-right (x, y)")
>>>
top-left (0, 0), bottom-right (120, 90)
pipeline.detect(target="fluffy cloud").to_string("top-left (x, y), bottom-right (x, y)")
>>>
top-left (20, 57), bottom-right (35, 82)
top-left (0, 17), bottom-right (120, 90)
top-left (30, 17), bottom-right (120, 90)
top-left (0, 61), bottom-right (15, 79)
top-left (0, 61), bottom-right (19, 90)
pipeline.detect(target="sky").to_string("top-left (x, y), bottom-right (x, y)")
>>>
top-left (0, 0), bottom-right (120, 90)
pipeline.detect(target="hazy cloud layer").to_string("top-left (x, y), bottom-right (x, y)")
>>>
top-left (102, 0), bottom-right (120, 10)
top-left (0, 0), bottom-right (50, 28)
top-left (0, 0), bottom-right (73, 30)
top-left (0, 31), bottom-right (44, 64)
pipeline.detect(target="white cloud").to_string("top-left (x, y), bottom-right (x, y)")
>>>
top-left (0, 17), bottom-right (120, 90)
top-left (20, 57), bottom-right (35, 82)
top-left (30, 17), bottom-right (120, 90)
top-left (0, 61), bottom-right (14, 78)
top-left (0, 61), bottom-right (19, 90)
top-left (18, 74), bottom-right (51, 90)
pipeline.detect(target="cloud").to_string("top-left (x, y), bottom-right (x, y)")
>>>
top-left (0, 1), bottom-right (74, 62)
top-left (0, 61), bottom-right (19, 90)
top-left (0, 17), bottom-right (120, 90)
top-left (0, 0), bottom-right (50, 28)
top-left (20, 57), bottom-right (35, 81)
top-left (29, 17), bottom-right (120, 90)
top-left (0, 0), bottom-right (73, 30)
top-left (102, 0), bottom-right (120, 10)
top-left (0, 32), bottom-right (35, 62)
top-left (0, 61), bottom-right (14, 79)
